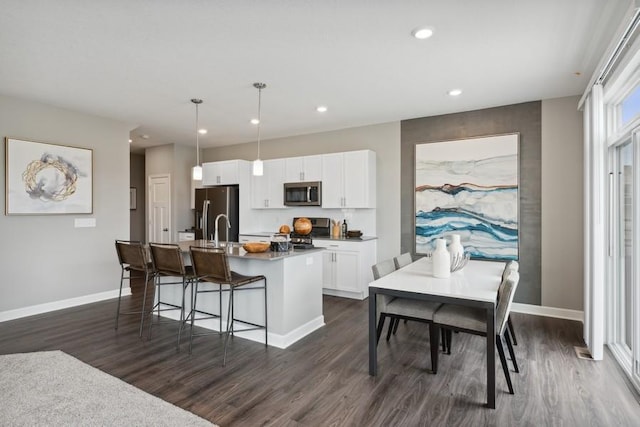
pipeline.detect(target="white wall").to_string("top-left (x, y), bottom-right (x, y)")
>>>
top-left (203, 122), bottom-right (401, 262)
top-left (541, 96), bottom-right (584, 310)
top-left (204, 102), bottom-right (585, 311)
top-left (0, 95), bottom-right (131, 313)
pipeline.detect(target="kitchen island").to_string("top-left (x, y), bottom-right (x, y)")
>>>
top-left (157, 240), bottom-right (325, 349)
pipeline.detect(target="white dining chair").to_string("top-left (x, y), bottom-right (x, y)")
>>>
top-left (372, 259), bottom-right (443, 372)
top-left (393, 252), bottom-right (413, 269)
top-left (503, 260), bottom-right (520, 346)
top-left (430, 271), bottom-right (520, 394)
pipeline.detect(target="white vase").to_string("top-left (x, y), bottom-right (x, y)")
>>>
top-left (432, 238), bottom-right (451, 278)
top-left (448, 234), bottom-right (464, 259)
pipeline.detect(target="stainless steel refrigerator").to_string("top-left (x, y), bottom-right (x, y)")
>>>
top-left (194, 186), bottom-right (239, 242)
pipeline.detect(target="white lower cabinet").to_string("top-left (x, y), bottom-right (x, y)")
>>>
top-left (314, 239), bottom-right (377, 300)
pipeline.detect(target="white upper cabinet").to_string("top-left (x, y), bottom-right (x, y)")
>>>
top-left (284, 155), bottom-right (323, 183)
top-left (251, 159), bottom-right (287, 209)
top-left (202, 160), bottom-right (249, 186)
top-left (321, 150), bottom-right (376, 208)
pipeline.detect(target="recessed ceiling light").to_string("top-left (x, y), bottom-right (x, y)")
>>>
top-left (412, 27), bottom-right (434, 40)
top-left (448, 89), bottom-right (462, 97)
top-left (128, 139), bottom-right (132, 143)
top-left (250, 118), bottom-right (260, 125)
top-left (198, 129), bottom-right (207, 135)
top-left (316, 105), bottom-right (328, 113)
top-left (141, 134), bottom-right (150, 139)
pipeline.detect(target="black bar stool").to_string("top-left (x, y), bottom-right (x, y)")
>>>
top-left (189, 246), bottom-right (267, 366)
top-left (148, 243), bottom-right (196, 347)
top-left (114, 240), bottom-right (156, 337)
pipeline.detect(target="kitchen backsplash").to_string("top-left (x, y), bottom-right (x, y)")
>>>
top-left (246, 206), bottom-right (376, 236)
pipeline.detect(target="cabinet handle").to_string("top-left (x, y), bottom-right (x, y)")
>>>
top-left (300, 172), bottom-right (304, 181)
top-left (216, 176), bottom-right (221, 184)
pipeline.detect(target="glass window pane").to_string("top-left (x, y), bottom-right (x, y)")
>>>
top-left (618, 142), bottom-right (633, 349)
top-left (622, 86), bottom-right (640, 125)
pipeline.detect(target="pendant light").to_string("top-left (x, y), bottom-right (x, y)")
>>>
top-left (191, 98), bottom-right (203, 181)
top-left (252, 82), bottom-right (266, 176)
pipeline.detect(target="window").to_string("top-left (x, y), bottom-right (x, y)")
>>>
top-left (621, 84), bottom-right (640, 125)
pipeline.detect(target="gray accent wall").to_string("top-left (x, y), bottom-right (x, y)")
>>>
top-left (0, 94), bottom-right (131, 313)
top-left (401, 101), bottom-right (542, 305)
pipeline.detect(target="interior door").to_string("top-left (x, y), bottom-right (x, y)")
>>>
top-left (148, 174), bottom-right (171, 243)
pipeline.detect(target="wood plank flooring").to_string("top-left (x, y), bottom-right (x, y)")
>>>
top-left (1, 294), bottom-right (639, 426)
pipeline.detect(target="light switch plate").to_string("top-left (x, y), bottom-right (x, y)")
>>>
top-left (306, 256), bottom-right (313, 265)
top-left (74, 218), bottom-right (96, 228)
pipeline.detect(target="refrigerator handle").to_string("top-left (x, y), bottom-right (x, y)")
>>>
top-left (203, 200), bottom-right (210, 241)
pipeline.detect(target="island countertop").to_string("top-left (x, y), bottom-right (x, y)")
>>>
top-left (177, 239), bottom-right (324, 261)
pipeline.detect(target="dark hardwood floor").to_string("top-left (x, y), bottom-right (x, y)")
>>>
top-left (1, 294), bottom-right (640, 426)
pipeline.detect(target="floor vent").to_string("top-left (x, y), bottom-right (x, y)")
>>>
top-left (574, 346), bottom-right (594, 360)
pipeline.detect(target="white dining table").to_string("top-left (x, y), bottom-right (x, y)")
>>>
top-left (368, 257), bottom-right (505, 408)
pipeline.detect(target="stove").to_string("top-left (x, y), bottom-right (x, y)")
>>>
top-left (290, 217), bottom-right (331, 249)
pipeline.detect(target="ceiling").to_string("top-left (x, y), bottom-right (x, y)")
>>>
top-left (0, 1), bottom-right (631, 153)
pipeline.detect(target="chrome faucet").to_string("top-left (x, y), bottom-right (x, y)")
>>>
top-left (213, 213), bottom-right (231, 247)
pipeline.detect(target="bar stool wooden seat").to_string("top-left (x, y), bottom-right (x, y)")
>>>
top-left (114, 240), bottom-right (156, 337)
top-left (189, 246), bottom-right (267, 366)
top-left (148, 243), bottom-right (196, 347)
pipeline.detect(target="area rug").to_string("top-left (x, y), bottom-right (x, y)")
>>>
top-left (0, 350), bottom-right (216, 426)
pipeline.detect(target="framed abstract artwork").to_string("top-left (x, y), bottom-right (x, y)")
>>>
top-left (5, 137), bottom-right (93, 215)
top-left (415, 133), bottom-right (519, 261)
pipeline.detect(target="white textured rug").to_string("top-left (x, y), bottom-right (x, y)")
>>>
top-left (0, 351), bottom-right (216, 427)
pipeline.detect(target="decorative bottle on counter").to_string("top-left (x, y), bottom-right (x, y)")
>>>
top-left (432, 238), bottom-right (451, 278)
top-left (342, 219), bottom-right (348, 237)
top-left (448, 234), bottom-right (464, 259)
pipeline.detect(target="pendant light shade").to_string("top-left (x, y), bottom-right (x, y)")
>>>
top-left (252, 159), bottom-right (263, 176)
top-left (192, 165), bottom-right (202, 180)
top-left (252, 82), bottom-right (266, 176)
top-left (191, 98), bottom-right (203, 181)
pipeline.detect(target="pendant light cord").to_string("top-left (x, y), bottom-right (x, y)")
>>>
top-left (195, 102), bottom-right (200, 166)
top-left (257, 86), bottom-right (262, 159)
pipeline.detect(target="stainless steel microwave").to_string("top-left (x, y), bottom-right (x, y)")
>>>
top-left (283, 181), bottom-right (322, 206)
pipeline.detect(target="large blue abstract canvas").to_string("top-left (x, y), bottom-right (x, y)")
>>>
top-left (415, 134), bottom-right (519, 261)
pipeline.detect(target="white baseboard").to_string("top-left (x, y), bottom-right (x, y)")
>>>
top-left (511, 302), bottom-right (583, 322)
top-left (161, 310), bottom-right (326, 349)
top-left (0, 288), bottom-right (130, 323)
top-left (323, 288), bottom-right (365, 300)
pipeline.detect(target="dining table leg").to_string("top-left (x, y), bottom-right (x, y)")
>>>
top-left (369, 290), bottom-right (377, 376)
top-left (486, 303), bottom-right (496, 409)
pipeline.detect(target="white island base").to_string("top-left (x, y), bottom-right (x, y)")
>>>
top-left (155, 242), bottom-right (325, 349)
